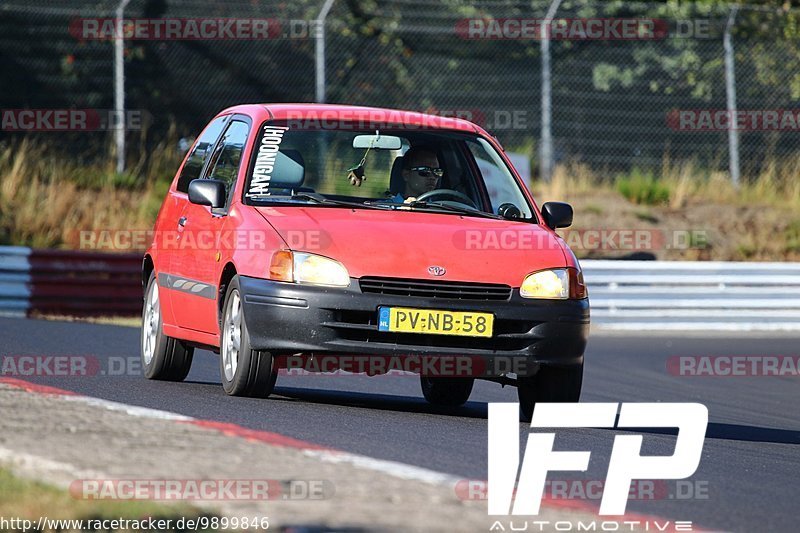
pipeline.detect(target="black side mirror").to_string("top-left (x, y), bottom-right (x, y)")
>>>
top-left (188, 179), bottom-right (226, 209)
top-left (541, 201), bottom-right (573, 229)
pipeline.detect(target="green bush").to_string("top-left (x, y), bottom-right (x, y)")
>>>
top-left (785, 220), bottom-right (800, 253)
top-left (616, 168), bottom-right (671, 205)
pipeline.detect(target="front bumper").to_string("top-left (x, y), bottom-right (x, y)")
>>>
top-left (239, 275), bottom-right (589, 368)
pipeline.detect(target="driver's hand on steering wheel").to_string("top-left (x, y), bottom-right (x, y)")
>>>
top-left (403, 196), bottom-right (417, 204)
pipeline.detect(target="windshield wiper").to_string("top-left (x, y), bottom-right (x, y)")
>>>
top-left (289, 192), bottom-right (327, 203)
top-left (289, 192), bottom-right (392, 210)
top-left (403, 200), bottom-right (505, 220)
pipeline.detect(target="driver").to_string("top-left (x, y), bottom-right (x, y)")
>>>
top-left (400, 146), bottom-right (443, 202)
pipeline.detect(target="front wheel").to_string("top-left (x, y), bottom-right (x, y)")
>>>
top-left (420, 376), bottom-right (474, 407)
top-left (219, 276), bottom-right (277, 398)
top-left (517, 363), bottom-right (583, 422)
top-left (141, 272), bottom-right (194, 381)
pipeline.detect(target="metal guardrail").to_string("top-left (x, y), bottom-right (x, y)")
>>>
top-left (0, 247), bottom-right (141, 318)
top-left (584, 260), bottom-right (800, 331)
top-left (0, 247), bottom-right (32, 316)
top-left (1, 247), bottom-right (798, 330)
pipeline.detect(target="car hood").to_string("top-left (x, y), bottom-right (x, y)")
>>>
top-left (253, 206), bottom-right (567, 287)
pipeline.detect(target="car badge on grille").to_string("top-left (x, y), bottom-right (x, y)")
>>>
top-left (427, 266), bottom-right (446, 276)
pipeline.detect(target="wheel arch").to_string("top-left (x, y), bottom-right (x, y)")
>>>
top-left (218, 262), bottom-right (238, 324)
top-left (142, 255), bottom-right (155, 295)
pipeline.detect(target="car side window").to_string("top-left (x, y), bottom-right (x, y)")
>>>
top-left (176, 116), bottom-right (228, 193)
top-left (205, 120), bottom-right (250, 208)
top-left (466, 138), bottom-right (532, 219)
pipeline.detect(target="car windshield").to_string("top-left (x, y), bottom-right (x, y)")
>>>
top-left (243, 122), bottom-right (534, 220)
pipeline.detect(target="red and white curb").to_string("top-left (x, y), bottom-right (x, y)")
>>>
top-left (0, 377), bottom-right (458, 486)
top-left (0, 376), bottom-right (702, 531)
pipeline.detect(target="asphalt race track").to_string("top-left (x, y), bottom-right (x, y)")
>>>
top-left (1, 317), bottom-right (798, 532)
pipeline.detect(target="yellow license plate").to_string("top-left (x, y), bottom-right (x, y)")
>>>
top-left (377, 307), bottom-right (493, 337)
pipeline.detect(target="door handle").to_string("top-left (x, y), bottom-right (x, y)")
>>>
top-left (178, 216), bottom-right (187, 227)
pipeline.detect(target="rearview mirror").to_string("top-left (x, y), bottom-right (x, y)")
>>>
top-left (541, 201), bottom-right (573, 229)
top-left (188, 179), bottom-right (227, 209)
top-left (352, 134), bottom-right (402, 150)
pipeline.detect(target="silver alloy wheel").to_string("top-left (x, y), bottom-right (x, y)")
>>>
top-left (222, 290), bottom-right (242, 382)
top-left (142, 281), bottom-right (160, 365)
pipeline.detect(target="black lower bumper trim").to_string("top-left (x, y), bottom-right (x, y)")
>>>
top-left (239, 275), bottom-right (589, 365)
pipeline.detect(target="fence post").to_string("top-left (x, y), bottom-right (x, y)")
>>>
top-left (114, 0), bottom-right (131, 175)
top-left (723, 6), bottom-right (740, 188)
top-left (315, 0), bottom-right (336, 103)
top-left (539, 0), bottom-right (563, 182)
top-left (314, 0), bottom-right (336, 183)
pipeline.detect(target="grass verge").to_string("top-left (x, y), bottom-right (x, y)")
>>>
top-left (0, 467), bottom-right (217, 532)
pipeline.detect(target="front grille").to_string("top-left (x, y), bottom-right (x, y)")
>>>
top-left (359, 277), bottom-right (512, 301)
top-left (327, 310), bottom-right (540, 351)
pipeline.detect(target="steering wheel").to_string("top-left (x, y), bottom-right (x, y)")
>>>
top-left (415, 189), bottom-right (479, 210)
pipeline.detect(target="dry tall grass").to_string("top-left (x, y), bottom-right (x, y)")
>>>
top-left (533, 158), bottom-right (800, 261)
top-left (1, 137), bottom-right (799, 260)
top-left (535, 158), bottom-right (800, 211)
top-left (0, 136), bottom-right (180, 248)
top-left (659, 159), bottom-right (800, 210)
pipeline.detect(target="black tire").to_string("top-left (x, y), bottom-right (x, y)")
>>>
top-left (420, 376), bottom-right (474, 407)
top-left (219, 276), bottom-right (277, 398)
top-left (141, 272), bottom-right (194, 381)
top-left (517, 363), bottom-right (583, 422)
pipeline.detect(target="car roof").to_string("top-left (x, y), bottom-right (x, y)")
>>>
top-left (219, 103), bottom-right (482, 133)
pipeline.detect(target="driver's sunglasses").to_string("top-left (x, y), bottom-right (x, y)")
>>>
top-left (409, 166), bottom-right (444, 178)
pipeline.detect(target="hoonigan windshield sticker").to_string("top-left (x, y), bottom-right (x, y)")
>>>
top-left (247, 125), bottom-right (289, 197)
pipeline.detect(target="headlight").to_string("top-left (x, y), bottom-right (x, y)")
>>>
top-left (269, 251), bottom-right (350, 287)
top-left (520, 269), bottom-right (569, 299)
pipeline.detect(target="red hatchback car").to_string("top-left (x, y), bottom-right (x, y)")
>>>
top-left (141, 104), bottom-right (588, 419)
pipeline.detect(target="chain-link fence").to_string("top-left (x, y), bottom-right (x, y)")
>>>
top-left (2, 0), bottom-right (800, 182)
